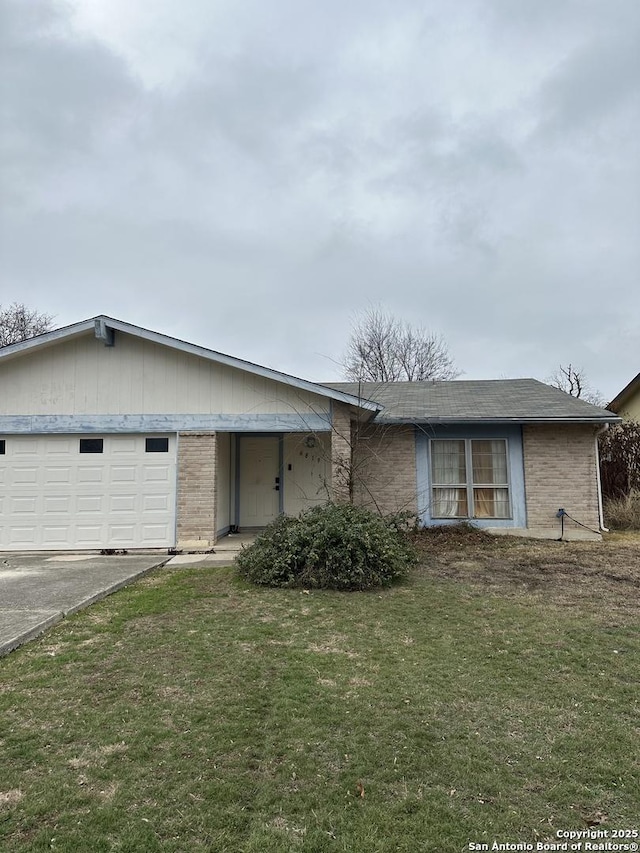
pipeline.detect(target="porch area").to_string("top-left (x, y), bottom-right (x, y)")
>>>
top-left (175, 430), bottom-right (335, 549)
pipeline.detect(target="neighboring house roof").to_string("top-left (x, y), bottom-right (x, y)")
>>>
top-left (323, 379), bottom-right (621, 424)
top-left (0, 315), bottom-right (381, 413)
top-left (608, 371), bottom-right (640, 414)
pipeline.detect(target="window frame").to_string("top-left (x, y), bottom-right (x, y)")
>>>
top-left (0, 439), bottom-right (5, 455)
top-left (145, 437), bottom-right (169, 453)
top-left (79, 438), bottom-right (104, 454)
top-left (430, 438), bottom-right (512, 520)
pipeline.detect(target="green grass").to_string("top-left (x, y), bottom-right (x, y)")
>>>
top-left (1, 530), bottom-right (639, 852)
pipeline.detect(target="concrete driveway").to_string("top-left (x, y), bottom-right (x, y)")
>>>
top-left (0, 552), bottom-right (169, 656)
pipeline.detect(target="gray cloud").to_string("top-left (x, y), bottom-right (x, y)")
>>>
top-left (0, 0), bottom-right (638, 401)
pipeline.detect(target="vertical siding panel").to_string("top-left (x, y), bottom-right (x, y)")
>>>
top-left (76, 339), bottom-right (98, 413)
top-left (128, 337), bottom-right (145, 413)
top-left (0, 331), bottom-right (332, 420)
top-left (164, 348), bottom-right (178, 413)
top-left (63, 341), bottom-right (77, 413)
top-left (214, 364), bottom-right (231, 412)
top-left (46, 343), bottom-right (65, 409)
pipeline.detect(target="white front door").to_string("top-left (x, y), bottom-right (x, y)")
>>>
top-left (239, 437), bottom-right (280, 527)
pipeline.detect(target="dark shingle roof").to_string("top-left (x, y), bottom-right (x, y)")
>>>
top-left (322, 379), bottom-right (620, 424)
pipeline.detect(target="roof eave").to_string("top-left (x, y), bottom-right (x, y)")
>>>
top-left (0, 318), bottom-right (95, 359)
top-left (0, 315), bottom-right (380, 413)
top-left (374, 416), bottom-right (622, 425)
top-left (608, 372), bottom-right (640, 413)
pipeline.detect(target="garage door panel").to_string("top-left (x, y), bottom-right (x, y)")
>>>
top-left (76, 495), bottom-right (103, 513)
top-left (12, 440), bottom-right (39, 456)
top-left (13, 467), bottom-right (39, 485)
top-left (143, 494), bottom-right (171, 512)
top-left (109, 524), bottom-right (137, 542)
top-left (108, 494), bottom-right (136, 512)
top-left (144, 465), bottom-right (171, 482)
top-left (111, 439), bottom-right (137, 454)
top-left (9, 527), bottom-right (38, 546)
top-left (75, 526), bottom-right (105, 544)
top-left (45, 440), bottom-right (73, 455)
top-left (77, 467), bottom-right (104, 484)
top-left (111, 466), bottom-right (138, 483)
top-left (42, 526), bottom-right (69, 543)
top-left (10, 496), bottom-right (38, 514)
top-left (142, 524), bottom-right (171, 543)
top-left (0, 435), bottom-right (176, 550)
top-left (44, 467), bottom-right (73, 484)
top-left (44, 496), bottom-right (71, 513)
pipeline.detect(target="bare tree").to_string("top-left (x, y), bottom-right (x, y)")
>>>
top-left (548, 363), bottom-right (605, 406)
top-left (599, 420), bottom-right (640, 499)
top-left (342, 307), bottom-right (459, 383)
top-left (0, 303), bottom-right (54, 347)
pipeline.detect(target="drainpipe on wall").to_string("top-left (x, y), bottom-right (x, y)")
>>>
top-left (595, 424), bottom-right (609, 533)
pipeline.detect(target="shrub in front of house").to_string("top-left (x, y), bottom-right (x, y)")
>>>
top-left (236, 503), bottom-right (416, 591)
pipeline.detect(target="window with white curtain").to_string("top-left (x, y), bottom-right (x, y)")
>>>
top-left (431, 439), bottom-right (510, 519)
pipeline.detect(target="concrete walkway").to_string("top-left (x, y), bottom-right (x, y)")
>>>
top-left (0, 553), bottom-right (168, 656)
top-left (0, 535), bottom-right (256, 656)
top-left (164, 533), bottom-right (255, 566)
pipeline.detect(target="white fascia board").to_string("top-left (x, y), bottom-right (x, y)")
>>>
top-left (0, 315), bottom-right (381, 413)
top-left (0, 318), bottom-right (95, 359)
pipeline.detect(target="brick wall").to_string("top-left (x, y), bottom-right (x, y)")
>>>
top-left (353, 424), bottom-right (418, 517)
top-left (177, 432), bottom-right (217, 546)
top-left (330, 402), bottom-right (353, 503)
top-left (330, 403), bottom-right (418, 515)
top-left (522, 424), bottom-right (600, 532)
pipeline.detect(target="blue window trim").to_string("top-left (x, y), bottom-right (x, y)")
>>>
top-left (415, 424), bottom-right (526, 528)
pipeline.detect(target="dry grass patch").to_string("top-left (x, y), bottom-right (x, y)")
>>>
top-left (0, 791), bottom-right (23, 808)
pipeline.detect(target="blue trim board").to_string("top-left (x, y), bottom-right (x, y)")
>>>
top-left (234, 435), bottom-right (241, 528)
top-left (0, 413), bottom-right (331, 434)
top-left (415, 424), bottom-right (526, 528)
top-left (278, 435), bottom-right (284, 515)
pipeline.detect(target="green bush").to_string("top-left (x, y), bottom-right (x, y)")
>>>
top-left (236, 503), bottom-right (416, 591)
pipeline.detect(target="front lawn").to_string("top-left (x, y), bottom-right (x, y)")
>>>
top-left (1, 530), bottom-right (638, 852)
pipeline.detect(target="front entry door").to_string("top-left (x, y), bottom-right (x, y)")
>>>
top-left (239, 437), bottom-right (280, 527)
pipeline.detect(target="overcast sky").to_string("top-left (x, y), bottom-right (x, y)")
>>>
top-left (1, 0), bottom-right (638, 401)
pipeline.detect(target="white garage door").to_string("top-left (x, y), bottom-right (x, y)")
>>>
top-left (0, 434), bottom-right (176, 550)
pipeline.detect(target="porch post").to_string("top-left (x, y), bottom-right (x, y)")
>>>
top-left (331, 402), bottom-right (352, 503)
top-left (177, 432), bottom-right (217, 548)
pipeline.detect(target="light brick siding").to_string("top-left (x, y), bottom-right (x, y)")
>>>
top-left (177, 432), bottom-right (217, 546)
top-left (353, 424), bottom-right (418, 516)
top-left (331, 402), bottom-right (353, 503)
top-left (330, 403), bottom-right (418, 515)
top-left (523, 424), bottom-right (600, 533)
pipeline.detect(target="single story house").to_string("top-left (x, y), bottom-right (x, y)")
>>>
top-left (608, 371), bottom-right (640, 422)
top-left (0, 316), bottom-right (620, 551)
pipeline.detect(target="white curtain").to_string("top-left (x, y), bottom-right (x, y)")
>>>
top-left (431, 441), bottom-right (467, 517)
top-left (472, 441), bottom-right (509, 518)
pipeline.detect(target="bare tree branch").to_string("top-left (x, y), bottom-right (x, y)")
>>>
top-left (0, 303), bottom-right (54, 347)
top-left (547, 363), bottom-right (605, 406)
top-left (342, 307), bottom-right (459, 382)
